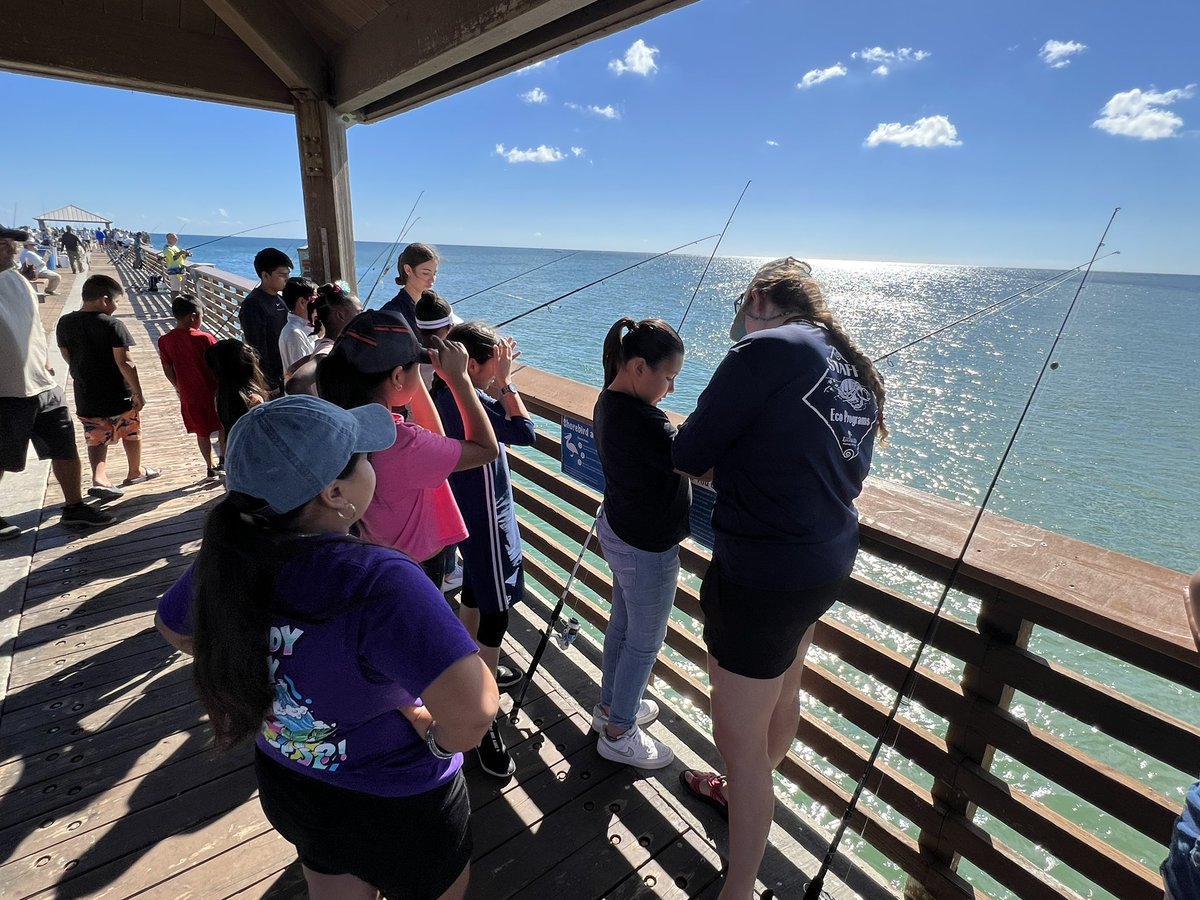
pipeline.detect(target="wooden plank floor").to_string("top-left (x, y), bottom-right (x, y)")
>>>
top-left (0, 251), bottom-right (894, 900)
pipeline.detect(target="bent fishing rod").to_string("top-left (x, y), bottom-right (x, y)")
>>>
top-left (183, 219), bottom-right (297, 253)
top-left (510, 189), bottom-right (751, 721)
top-left (493, 233), bottom-right (720, 329)
top-left (364, 191), bottom-right (424, 304)
top-left (873, 250), bottom-right (1120, 364)
top-left (454, 250), bottom-right (583, 306)
top-left (801, 207), bottom-right (1121, 900)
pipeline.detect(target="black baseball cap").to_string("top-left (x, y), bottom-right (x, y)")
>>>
top-left (331, 309), bottom-right (430, 373)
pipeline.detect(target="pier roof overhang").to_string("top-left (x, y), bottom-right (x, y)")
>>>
top-left (0, 0), bottom-right (694, 124)
top-left (35, 205), bottom-right (111, 227)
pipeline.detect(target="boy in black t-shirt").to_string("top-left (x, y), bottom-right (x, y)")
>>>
top-left (56, 275), bottom-right (157, 498)
top-left (238, 247), bottom-right (291, 389)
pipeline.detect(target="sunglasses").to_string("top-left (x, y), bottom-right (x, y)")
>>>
top-left (734, 257), bottom-right (813, 311)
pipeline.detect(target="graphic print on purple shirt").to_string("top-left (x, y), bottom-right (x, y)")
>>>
top-left (804, 345), bottom-right (877, 461)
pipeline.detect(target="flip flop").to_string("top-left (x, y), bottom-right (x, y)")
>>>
top-left (122, 467), bottom-right (161, 486)
top-left (680, 768), bottom-right (729, 820)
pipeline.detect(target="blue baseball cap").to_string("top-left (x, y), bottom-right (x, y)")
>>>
top-left (224, 395), bottom-right (396, 515)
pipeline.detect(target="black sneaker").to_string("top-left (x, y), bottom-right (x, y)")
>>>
top-left (61, 503), bottom-right (116, 529)
top-left (0, 517), bottom-right (20, 541)
top-left (87, 484), bottom-right (124, 501)
top-left (476, 719), bottom-right (516, 778)
top-left (495, 664), bottom-right (524, 691)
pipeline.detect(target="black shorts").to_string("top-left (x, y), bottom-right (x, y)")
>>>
top-left (254, 751), bottom-right (472, 899)
top-left (0, 388), bottom-right (78, 472)
top-left (699, 557), bottom-right (846, 680)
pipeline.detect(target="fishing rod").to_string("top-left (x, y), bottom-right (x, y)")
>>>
top-left (493, 233), bottom-right (719, 329)
top-left (454, 250), bottom-right (582, 306)
top-left (364, 190), bottom-right (424, 304)
top-left (873, 251), bottom-right (1120, 364)
top-left (510, 196), bottom-right (750, 720)
top-left (801, 207), bottom-right (1121, 900)
top-left (183, 219), bottom-right (296, 253)
top-left (678, 180), bottom-right (751, 332)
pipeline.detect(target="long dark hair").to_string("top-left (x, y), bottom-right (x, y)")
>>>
top-left (601, 317), bottom-right (684, 388)
top-left (313, 282), bottom-right (359, 337)
top-left (192, 456), bottom-right (363, 749)
top-left (315, 348), bottom-right (393, 410)
top-left (205, 339), bottom-right (272, 434)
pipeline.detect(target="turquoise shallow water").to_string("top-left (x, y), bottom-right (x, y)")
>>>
top-left (165, 234), bottom-right (1199, 896)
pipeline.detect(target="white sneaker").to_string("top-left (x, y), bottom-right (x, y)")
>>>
top-left (591, 699), bottom-right (660, 734)
top-left (596, 723), bottom-right (674, 769)
top-left (440, 563), bottom-right (463, 593)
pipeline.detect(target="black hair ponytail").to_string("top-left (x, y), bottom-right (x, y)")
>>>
top-left (601, 317), bottom-right (684, 388)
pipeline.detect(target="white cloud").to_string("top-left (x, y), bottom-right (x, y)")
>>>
top-left (1039, 39), bottom-right (1087, 68)
top-left (798, 63), bottom-right (847, 89)
top-left (866, 115), bottom-right (962, 148)
top-left (522, 87), bottom-right (547, 104)
top-left (872, 64), bottom-right (889, 77)
top-left (852, 47), bottom-right (931, 66)
top-left (571, 147), bottom-right (585, 157)
top-left (217, 208), bottom-right (228, 218)
top-left (1092, 85), bottom-right (1195, 140)
top-left (609, 38), bottom-right (659, 76)
top-left (589, 104), bottom-right (619, 119)
top-left (766, 139), bottom-right (779, 147)
top-left (494, 143), bottom-right (567, 164)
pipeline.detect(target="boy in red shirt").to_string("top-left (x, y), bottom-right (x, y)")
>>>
top-left (158, 295), bottom-right (223, 477)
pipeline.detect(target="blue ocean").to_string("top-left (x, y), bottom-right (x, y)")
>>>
top-left (160, 233), bottom-right (1199, 897)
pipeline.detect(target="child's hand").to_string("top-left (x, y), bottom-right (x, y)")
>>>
top-left (495, 337), bottom-right (520, 384)
top-left (428, 335), bottom-right (470, 383)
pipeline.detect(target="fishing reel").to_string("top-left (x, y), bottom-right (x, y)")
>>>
top-left (553, 615), bottom-right (581, 650)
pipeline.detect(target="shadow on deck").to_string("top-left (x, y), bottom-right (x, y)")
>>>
top-left (0, 252), bottom-right (891, 900)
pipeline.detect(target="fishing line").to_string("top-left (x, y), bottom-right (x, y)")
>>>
top-left (677, 180), bottom-right (751, 333)
top-left (364, 191), bottom-right (424, 304)
top-left (493, 233), bottom-right (718, 329)
top-left (183, 219), bottom-right (296, 253)
top-left (801, 207), bottom-right (1121, 900)
top-left (454, 250), bottom-right (582, 306)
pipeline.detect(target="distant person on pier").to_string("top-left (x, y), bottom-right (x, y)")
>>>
top-left (56, 273), bottom-right (159, 498)
top-left (0, 228), bottom-right (113, 539)
top-left (158, 295), bottom-right (222, 478)
top-left (59, 227), bottom-right (85, 274)
top-left (381, 242), bottom-right (438, 333)
top-left (673, 257), bottom-right (887, 900)
top-left (432, 322), bottom-right (537, 778)
top-left (1162, 567), bottom-right (1200, 900)
top-left (239, 247), bottom-right (291, 390)
top-left (18, 239), bottom-right (61, 295)
top-left (94, 227), bottom-right (106, 249)
top-left (277, 276), bottom-right (318, 370)
top-left (590, 317), bottom-right (689, 770)
top-left (162, 233), bottom-right (191, 296)
top-left (154, 395), bottom-right (497, 900)
top-left (133, 232), bottom-right (147, 269)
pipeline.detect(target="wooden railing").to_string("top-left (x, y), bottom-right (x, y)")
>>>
top-left (114, 258), bottom-right (1196, 899)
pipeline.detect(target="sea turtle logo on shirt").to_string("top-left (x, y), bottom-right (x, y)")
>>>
top-left (803, 346), bottom-right (877, 460)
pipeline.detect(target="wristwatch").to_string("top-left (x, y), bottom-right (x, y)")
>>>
top-left (499, 383), bottom-right (518, 396)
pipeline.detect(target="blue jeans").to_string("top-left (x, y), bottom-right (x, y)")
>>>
top-left (1163, 782), bottom-right (1200, 900)
top-left (597, 512), bottom-right (679, 730)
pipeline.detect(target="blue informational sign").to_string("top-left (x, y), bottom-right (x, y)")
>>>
top-left (688, 483), bottom-right (717, 550)
top-left (560, 416), bottom-right (606, 492)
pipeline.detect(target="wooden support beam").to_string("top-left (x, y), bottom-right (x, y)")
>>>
top-left (201, 0), bottom-right (330, 98)
top-left (292, 93), bottom-right (357, 290)
top-left (0, 8), bottom-right (291, 111)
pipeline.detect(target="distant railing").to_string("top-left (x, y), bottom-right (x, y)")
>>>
top-left (115, 256), bottom-right (1196, 899)
top-left (129, 248), bottom-right (248, 341)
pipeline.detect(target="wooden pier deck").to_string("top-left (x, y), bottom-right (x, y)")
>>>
top-left (0, 252), bottom-right (888, 899)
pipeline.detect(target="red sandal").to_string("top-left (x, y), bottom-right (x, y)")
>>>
top-left (680, 769), bottom-right (729, 820)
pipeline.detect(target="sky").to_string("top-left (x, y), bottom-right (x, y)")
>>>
top-left (1, 0), bottom-right (1197, 274)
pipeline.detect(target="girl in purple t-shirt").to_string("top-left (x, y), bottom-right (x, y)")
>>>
top-left (156, 395), bottom-right (499, 899)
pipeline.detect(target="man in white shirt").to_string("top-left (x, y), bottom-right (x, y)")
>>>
top-left (0, 229), bottom-right (113, 537)
top-left (19, 239), bottom-right (61, 296)
top-left (277, 276), bottom-right (317, 371)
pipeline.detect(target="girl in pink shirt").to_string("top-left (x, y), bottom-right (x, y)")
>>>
top-left (316, 310), bottom-right (498, 585)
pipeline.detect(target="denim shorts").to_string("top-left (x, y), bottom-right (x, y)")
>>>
top-left (1163, 781), bottom-right (1200, 899)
